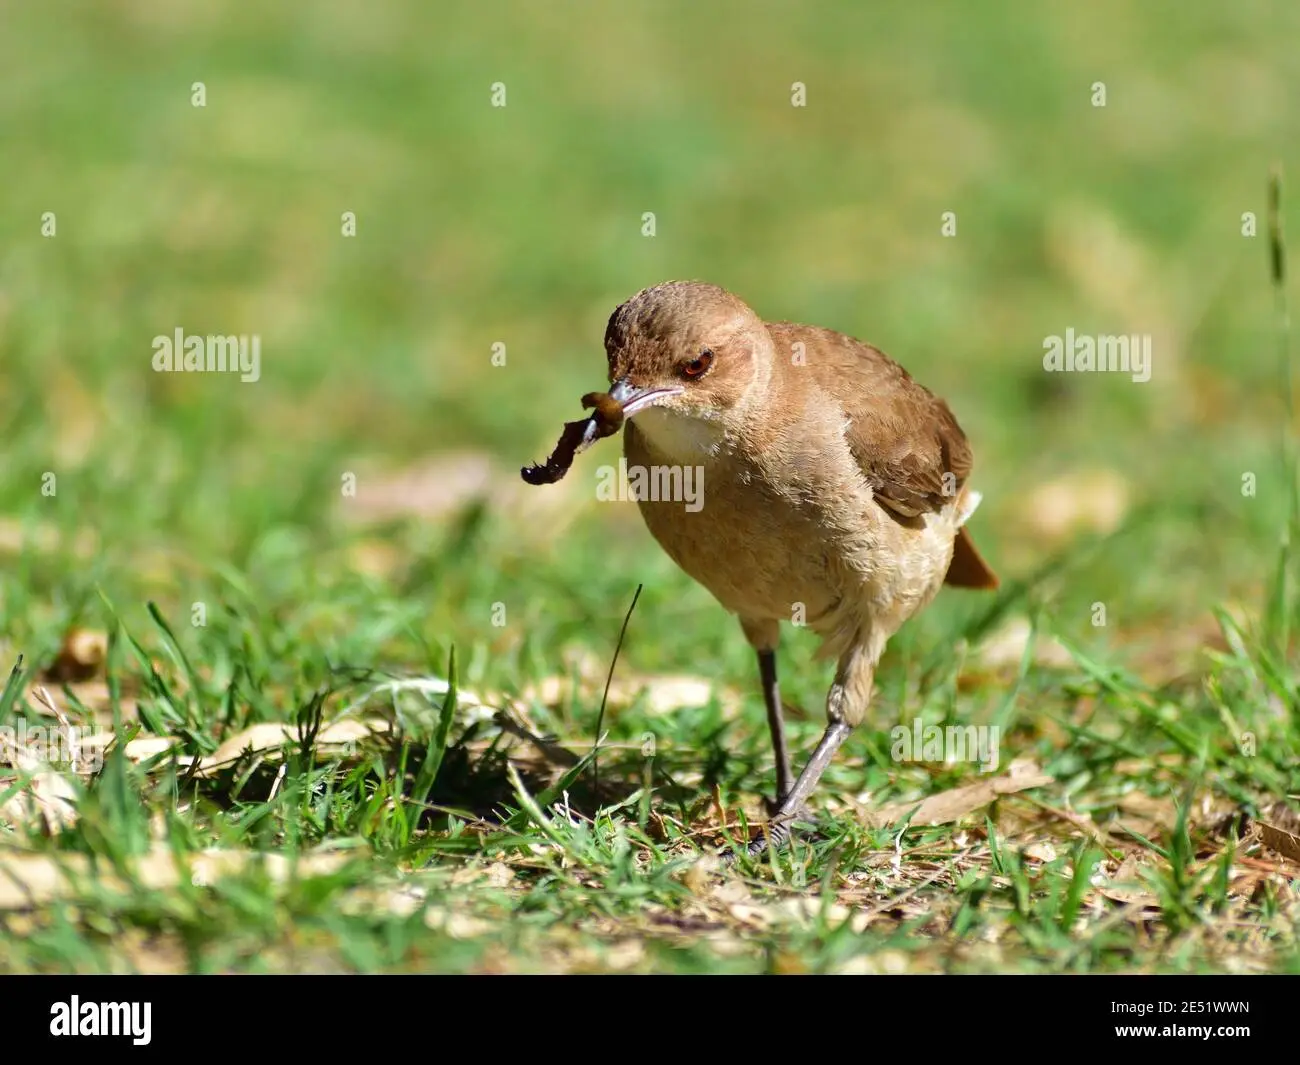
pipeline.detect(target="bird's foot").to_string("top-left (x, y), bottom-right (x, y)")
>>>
top-left (724, 802), bottom-right (816, 863)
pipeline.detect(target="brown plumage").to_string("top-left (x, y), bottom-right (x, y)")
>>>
top-left (576, 281), bottom-right (998, 853)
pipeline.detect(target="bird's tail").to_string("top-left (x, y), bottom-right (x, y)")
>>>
top-left (945, 525), bottom-right (999, 589)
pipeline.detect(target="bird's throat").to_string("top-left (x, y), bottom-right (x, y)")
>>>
top-left (630, 406), bottom-right (729, 462)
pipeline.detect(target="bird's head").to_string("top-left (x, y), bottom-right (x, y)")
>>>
top-left (601, 282), bottom-right (773, 434)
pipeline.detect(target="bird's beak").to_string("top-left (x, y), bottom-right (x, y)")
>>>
top-left (608, 377), bottom-right (684, 416)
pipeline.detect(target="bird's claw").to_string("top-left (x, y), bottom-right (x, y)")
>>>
top-left (721, 803), bottom-right (816, 864)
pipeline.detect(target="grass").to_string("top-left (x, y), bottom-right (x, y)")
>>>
top-left (0, 0), bottom-right (1298, 973)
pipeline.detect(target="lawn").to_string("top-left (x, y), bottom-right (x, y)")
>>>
top-left (0, 0), bottom-right (1297, 973)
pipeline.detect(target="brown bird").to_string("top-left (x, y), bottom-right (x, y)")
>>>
top-left (600, 280), bottom-right (998, 853)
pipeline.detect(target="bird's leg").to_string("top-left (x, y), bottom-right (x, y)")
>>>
top-left (740, 619), bottom-right (794, 814)
top-left (757, 649), bottom-right (793, 809)
top-left (746, 719), bottom-right (853, 857)
top-left (744, 638), bottom-right (877, 858)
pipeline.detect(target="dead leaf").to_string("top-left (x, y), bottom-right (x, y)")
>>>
top-left (0, 765), bottom-right (79, 834)
top-left (1024, 841), bottom-right (1058, 863)
top-left (346, 539), bottom-right (405, 579)
top-left (0, 519), bottom-right (99, 558)
top-left (1095, 853), bottom-right (1159, 906)
top-left (424, 907), bottom-right (494, 939)
top-left (337, 452), bottom-right (493, 525)
top-left (191, 718), bottom-right (390, 777)
top-left (1111, 790), bottom-right (1179, 838)
top-left (1261, 802), bottom-right (1300, 835)
top-left (518, 672), bottom-right (740, 717)
top-left (120, 736), bottom-right (180, 762)
top-left (187, 849), bottom-right (350, 887)
top-left (974, 617), bottom-right (1074, 671)
top-left (1257, 820), bottom-right (1300, 866)
top-left (0, 845), bottom-right (352, 909)
top-left (864, 759), bottom-right (1053, 828)
top-left (0, 701), bottom-right (81, 834)
top-left (44, 628), bottom-right (108, 683)
top-left (335, 452), bottom-right (586, 532)
top-left (1020, 469), bottom-right (1130, 543)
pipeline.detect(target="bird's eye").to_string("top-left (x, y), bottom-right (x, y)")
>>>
top-left (681, 349), bottom-right (714, 378)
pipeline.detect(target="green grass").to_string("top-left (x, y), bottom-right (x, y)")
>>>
top-left (0, 0), bottom-right (1297, 972)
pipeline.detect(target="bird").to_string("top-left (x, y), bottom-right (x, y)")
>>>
top-left (597, 280), bottom-right (999, 855)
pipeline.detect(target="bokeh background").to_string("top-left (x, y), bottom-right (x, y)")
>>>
top-left (2, 0), bottom-right (1298, 734)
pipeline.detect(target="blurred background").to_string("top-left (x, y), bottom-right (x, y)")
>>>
top-left (1, 0), bottom-right (1298, 692)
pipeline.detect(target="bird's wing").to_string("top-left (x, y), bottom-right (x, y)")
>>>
top-left (768, 323), bottom-right (973, 521)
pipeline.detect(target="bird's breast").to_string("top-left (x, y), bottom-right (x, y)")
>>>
top-left (623, 410), bottom-right (961, 651)
top-left (623, 416), bottom-right (843, 625)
